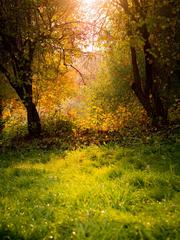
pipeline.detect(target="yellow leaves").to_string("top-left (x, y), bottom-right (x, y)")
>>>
top-left (75, 103), bottom-right (133, 131)
top-left (3, 99), bottom-right (26, 132)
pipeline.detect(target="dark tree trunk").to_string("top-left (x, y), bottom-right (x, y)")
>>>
top-left (130, 46), bottom-right (153, 117)
top-left (130, 23), bottom-right (169, 127)
top-left (0, 65), bottom-right (41, 136)
top-left (15, 85), bottom-right (41, 137)
top-left (130, 44), bottom-right (169, 127)
top-left (0, 0), bottom-right (41, 136)
top-left (10, 74), bottom-right (41, 137)
top-left (11, 56), bottom-right (41, 137)
top-left (120, 0), bottom-right (169, 127)
top-left (143, 26), bottom-right (169, 126)
top-left (25, 102), bottom-right (41, 136)
top-left (151, 86), bottom-right (168, 126)
top-left (142, 26), bottom-right (153, 97)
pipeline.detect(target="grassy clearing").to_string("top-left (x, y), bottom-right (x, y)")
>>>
top-left (0, 136), bottom-right (179, 239)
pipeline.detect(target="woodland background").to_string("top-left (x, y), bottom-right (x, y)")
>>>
top-left (0, 0), bottom-right (179, 239)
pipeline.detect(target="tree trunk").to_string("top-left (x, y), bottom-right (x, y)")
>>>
top-left (121, 0), bottom-right (170, 127)
top-left (151, 86), bottom-right (169, 126)
top-left (0, 21), bottom-right (41, 136)
top-left (130, 44), bottom-right (169, 127)
top-left (143, 31), bottom-right (169, 126)
top-left (25, 102), bottom-right (41, 136)
top-left (130, 22), bottom-right (169, 127)
top-left (130, 46), bottom-right (153, 118)
top-left (10, 77), bottom-right (41, 137)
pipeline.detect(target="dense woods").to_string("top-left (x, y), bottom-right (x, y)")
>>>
top-left (0, 0), bottom-right (179, 239)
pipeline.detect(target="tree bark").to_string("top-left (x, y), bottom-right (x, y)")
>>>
top-left (25, 102), bottom-right (41, 136)
top-left (130, 21), bottom-right (169, 127)
top-left (151, 86), bottom-right (168, 126)
top-left (130, 46), bottom-right (153, 117)
top-left (9, 74), bottom-right (41, 137)
top-left (142, 25), bottom-right (169, 126)
top-left (0, 63), bottom-right (41, 136)
top-left (15, 84), bottom-right (41, 137)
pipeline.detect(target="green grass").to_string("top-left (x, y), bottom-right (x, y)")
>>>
top-left (0, 137), bottom-right (179, 239)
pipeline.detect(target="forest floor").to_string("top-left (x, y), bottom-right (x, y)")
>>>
top-left (0, 128), bottom-right (180, 240)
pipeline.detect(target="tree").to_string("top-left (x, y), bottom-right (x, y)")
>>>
top-left (0, 0), bottom-right (79, 136)
top-left (110, 0), bottom-right (179, 126)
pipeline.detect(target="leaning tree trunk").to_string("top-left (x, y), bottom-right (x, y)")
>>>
top-left (130, 46), bottom-right (153, 118)
top-left (10, 70), bottom-right (41, 137)
top-left (0, 17), bottom-right (41, 136)
top-left (0, 65), bottom-right (41, 136)
top-left (25, 101), bottom-right (41, 136)
top-left (15, 82), bottom-right (41, 137)
top-left (13, 55), bottom-right (41, 136)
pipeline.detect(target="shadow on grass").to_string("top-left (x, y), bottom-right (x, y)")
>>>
top-left (0, 218), bottom-right (178, 240)
top-left (0, 143), bottom-right (66, 168)
top-left (0, 226), bottom-right (57, 240)
top-left (0, 126), bottom-right (179, 172)
top-left (56, 217), bottom-right (179, 240)
top-left (0, 128), bottom-right (123, 168)
top-left (0, 167), bottom-right (56, 200)
top-left (0, 227), bottom-right (25, 240)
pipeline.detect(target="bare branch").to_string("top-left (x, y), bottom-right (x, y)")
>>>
top-left (69, 64), bottom-right (86, 85)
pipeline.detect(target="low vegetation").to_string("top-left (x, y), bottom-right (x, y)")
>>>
top-left (0, 131), bottom-right (179, 239)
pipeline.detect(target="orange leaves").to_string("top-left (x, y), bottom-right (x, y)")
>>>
top-left (74, 104), bottom-right (133, 131)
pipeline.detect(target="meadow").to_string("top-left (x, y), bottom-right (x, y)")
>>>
top-left (0, 132), bottom-right (179, 240)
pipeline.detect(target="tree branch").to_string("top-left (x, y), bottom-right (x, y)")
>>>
top-left (69, 64), bottom-right (86, 85)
